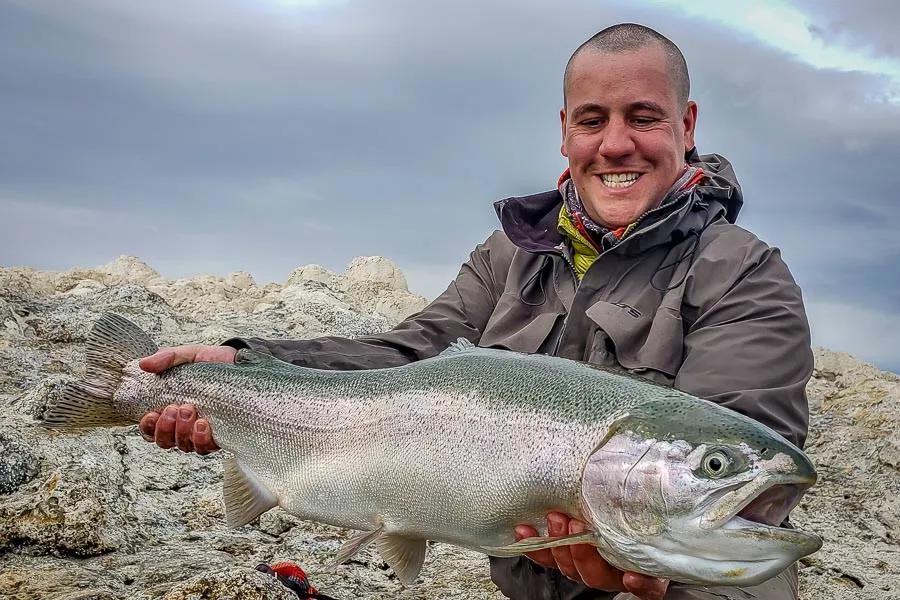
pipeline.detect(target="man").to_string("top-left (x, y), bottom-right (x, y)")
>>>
top-left (138, 24), bottom-right (812, 600)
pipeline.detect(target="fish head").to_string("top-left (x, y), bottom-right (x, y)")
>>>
top-left (580, 395), bottom-right (822, 586)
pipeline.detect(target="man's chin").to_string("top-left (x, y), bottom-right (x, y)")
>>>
top-left (581, 195), bottom-right (649, 229)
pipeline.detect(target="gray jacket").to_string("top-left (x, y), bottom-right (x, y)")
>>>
top-left (224, 150), bottom-right (813, 599)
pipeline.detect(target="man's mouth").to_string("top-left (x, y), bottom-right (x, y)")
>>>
top-left (600, 172), bottom-right (642, 189)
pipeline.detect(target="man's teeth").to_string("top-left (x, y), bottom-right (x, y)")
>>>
top-left (601, 173), bottom-right (640, 188)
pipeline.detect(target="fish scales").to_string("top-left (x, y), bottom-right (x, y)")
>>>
top-left (43, 314), bottom-right (823, 586)
top-left (115, 349), bottom-right (643, 548)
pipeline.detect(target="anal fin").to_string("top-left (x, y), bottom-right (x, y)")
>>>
top-left (222, 457), bottom-right (278, 527)
top-left (377, 534), bottom-right (427, 585)
top-left (332, 525), bottom-right (385, 566)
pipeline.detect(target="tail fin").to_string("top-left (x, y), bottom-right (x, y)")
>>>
top-left (43, 313), bottom-right (158, 429)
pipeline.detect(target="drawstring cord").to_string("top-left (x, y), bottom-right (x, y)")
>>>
top-left (650, 201), bottom-right (711, 293)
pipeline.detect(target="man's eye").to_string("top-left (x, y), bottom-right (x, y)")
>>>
top-left (581, 119), bottom-right (603, 127)
top-left (632, 117), bottom-right (656, 126)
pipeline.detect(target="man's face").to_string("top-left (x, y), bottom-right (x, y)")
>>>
top-left (560, 45), bottom-right (697, 228)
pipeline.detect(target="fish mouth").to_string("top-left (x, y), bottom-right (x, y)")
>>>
top-left (699, 472), bottom-right (821, 552)
top-left (701, 472), bottom-right (813, 530)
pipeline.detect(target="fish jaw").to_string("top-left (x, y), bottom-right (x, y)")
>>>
top-left (697, 470), bottom-right (823, 579)
top-left (580, 428), bottom-right (823, 586)
top-left (664, 471), bottom-right (822, 586)
top-left (691, 450), bottom-right (822, 580)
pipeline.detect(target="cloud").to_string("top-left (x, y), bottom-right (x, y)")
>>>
top-left (794, 0), bottom-right (900, 60)
top-left (1, 0), bottom-right (897, 373)
top-left (807, 300), bottom-right (900, 374)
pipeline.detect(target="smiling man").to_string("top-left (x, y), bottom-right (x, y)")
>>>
top-left (561, 40), bottom-right (696, 233)
top-left (138, 24), bottom-right (813, 600)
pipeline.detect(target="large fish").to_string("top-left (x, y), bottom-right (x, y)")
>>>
top-left (43, 314), bottom-right (822, 586)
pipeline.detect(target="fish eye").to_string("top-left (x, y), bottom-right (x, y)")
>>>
top-left (701, 450), bottom-right (732, 478)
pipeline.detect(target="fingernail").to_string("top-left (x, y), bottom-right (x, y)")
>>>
top-left (569, 520), bottom-right (584, 534)
top-left (163, 407), bottom-right (177, 420)
top-left (179, 407), bottom-right (192, 419)
top-left (196, 422), bottom-right (207, 433)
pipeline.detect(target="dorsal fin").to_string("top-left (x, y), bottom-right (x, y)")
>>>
top-left (438, 337), bottom-right (478, 357)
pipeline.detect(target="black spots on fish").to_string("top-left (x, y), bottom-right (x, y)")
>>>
top-left (626, 395), bottom-right (794, 461)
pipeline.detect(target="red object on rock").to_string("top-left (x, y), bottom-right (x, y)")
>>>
top-left (270, 561), bottom-right (318, 596)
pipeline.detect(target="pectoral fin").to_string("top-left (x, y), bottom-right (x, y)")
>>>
top-left (377, 534), bottom-right (427, 585)
top-left (332, 525), bottom-right (385, 566)
top-left (483, 531), bottom-right (598, 557)
top-left (222, 457), bottom-right (279, 528)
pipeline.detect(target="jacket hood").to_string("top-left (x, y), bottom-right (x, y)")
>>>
top-left (688, 149), bottom-right (743, 223)
top-left (494, 150), bottom-right (743, 254)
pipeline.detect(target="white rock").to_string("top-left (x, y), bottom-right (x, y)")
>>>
top-left (61, 279), bottom-right (107, 297)
top-left (344, 256), bottom-right (408, 291)
top-left (95, 256), bottom-right (162, 287)
top-left (285, 264), bottom-right (336, 286)
top-left (225, 271), bottom-right (256, 290)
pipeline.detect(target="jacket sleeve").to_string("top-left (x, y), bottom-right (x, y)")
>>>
top-left (676, 229), bottom-right (813, 448)
top-left (221, 231), bottom-right (511, 370)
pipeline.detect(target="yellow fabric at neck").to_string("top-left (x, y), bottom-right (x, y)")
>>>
top-left (557, 206), bottom-right (599, 280)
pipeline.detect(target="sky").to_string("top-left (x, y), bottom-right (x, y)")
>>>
top-left (1, 0), bottom-right (898, 373)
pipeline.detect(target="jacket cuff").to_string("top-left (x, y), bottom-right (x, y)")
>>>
top-left (221, 337), bottom-right (274, 356)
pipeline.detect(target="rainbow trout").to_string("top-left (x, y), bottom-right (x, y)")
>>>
top-left (44, 314), bottom-right (822, 586)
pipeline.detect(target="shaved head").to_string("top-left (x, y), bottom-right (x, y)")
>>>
top-left (564, 23), bottom-right (690, 109)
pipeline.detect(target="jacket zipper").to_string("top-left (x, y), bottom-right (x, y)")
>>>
top-left (600, 168), bottom-right (705, 256)
top-left (548, 187), bottom-right (692, 356)
top-left (550, 243), bottom-right (577, 355)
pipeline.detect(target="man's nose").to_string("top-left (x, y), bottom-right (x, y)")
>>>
top-left (597, 118), bottom-right (635, 159)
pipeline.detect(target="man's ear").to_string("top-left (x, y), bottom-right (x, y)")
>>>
top-left (682, 101), bottom-right (698, 152)
top-left (560, 108), bottom-right (569, 157)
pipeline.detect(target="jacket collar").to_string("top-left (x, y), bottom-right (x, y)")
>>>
top-left (494, 150), bottom-right (743, 255)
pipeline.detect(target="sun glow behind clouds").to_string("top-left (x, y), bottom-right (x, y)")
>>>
top-left (652, 0), bottom-right (900, 103)
top-left (271, 0), bottom-right (328, 5)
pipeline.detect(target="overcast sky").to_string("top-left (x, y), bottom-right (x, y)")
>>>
top-left (1, 0), bottom-right (898, 372)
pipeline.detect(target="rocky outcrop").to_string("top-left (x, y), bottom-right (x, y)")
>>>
top-left (0, 258), bottom-right (897, 599)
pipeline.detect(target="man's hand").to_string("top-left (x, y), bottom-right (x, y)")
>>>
top-left (137, 345), bottom-right (237, 454)
top-left (515, 512), bottom-right (669, 600)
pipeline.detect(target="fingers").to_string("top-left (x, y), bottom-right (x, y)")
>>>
top-left (175, 405), bottom-right (197, 452)
top-left (139, 345), bottom-right (238, 374)
top-left (139, 405), bottom-right (220, 455)
top-left (569, 519), bottom-right (626, 592)
top-left (192, 419), bottom-right (220, 455)
top-left (623, 571), bottom-right (669, 600)
top-left (139, 348), bottom-right (183, 374)
top-left (139, 411), bottom-right (159, 442)
top-left (547, 512), bottom-right (580, 582)
top-left (154, 405), bottom-right (178, 449)
top-left (516, 525), bottom-right (555, 568)
top-left (517, 513), bottom-right (629, 594)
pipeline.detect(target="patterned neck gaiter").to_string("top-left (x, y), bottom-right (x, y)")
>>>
top-left (556, 166), bottom-right (704, 279)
